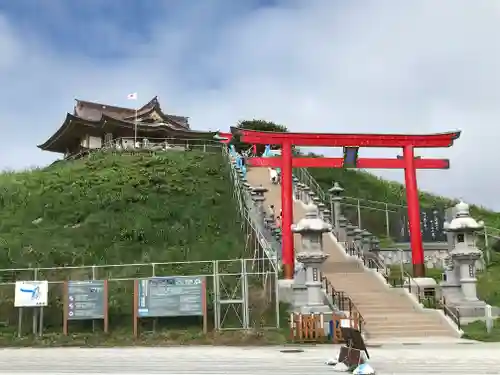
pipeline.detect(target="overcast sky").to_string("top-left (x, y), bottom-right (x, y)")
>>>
top-left (0, 0), bottom-right (499, 209)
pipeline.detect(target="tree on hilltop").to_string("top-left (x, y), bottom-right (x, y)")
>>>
top-left (231, 119), bottom-right (288, 155)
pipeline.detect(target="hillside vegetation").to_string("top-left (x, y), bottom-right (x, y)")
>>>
top-left (0, 150), bottom-right (243, 268)
top-left (0, 150), bottom-right (248, 335)
top-left (308, 168), bottom-right (500, 240)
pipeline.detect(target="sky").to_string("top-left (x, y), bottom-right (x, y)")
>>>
top-left (1, 0), bottom-right (500, 209)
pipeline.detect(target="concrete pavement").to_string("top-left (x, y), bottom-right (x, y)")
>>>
top-left (0, 344), bottom-right (499, 374)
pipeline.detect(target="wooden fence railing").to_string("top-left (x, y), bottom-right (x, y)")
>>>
top-left (289, 312), bottom-right (360, 343)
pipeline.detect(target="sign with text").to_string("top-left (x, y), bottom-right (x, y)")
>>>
top-left (396, 208), bottom-right (447, 243)
top-left (14, 281), bottom-right (48, 307)
top-left (66, 280), bottom-right (106, 320)
top-left (137, 276), bottom-right (205, 318)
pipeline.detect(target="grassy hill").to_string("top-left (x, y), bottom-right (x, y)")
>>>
top-left (307, 168), bottom-right (500, 239)
top-left (0, 150), bottom-right (244, 267)
top-left (0, 150), bottom-right (250, 338)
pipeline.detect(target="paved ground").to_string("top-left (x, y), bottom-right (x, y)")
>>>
top-left (0, 344), bottom-right (499, 374)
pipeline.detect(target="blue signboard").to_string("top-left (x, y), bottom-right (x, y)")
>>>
top-left (137, 276), bottom-right (205, 318)
top-left (67, 280), bottom-right (106, 320)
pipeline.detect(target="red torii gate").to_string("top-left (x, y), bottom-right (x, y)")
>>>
top-left (227, 128), bottom-right (461, 280)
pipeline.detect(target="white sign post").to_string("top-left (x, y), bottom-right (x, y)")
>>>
top-left (14, 281), bottom-right (48, 337)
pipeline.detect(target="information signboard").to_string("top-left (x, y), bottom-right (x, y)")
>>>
top-left (66, 280), bottom-right (106, 320)
top-left (136, 276), bottom-right (205, 318)
top-left (63, 280), bottom-right (108, 335)
top-left (14, 281), bottom-right (48, 307)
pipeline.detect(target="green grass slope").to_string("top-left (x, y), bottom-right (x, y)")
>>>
top-left (0, 150), bottom-right (243, 268)
top-left (0, 150), bottom-right (247, 335)
top-left (307, 168), bottom-right (500, 239)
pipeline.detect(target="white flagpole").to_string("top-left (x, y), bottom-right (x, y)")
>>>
top-left (127, 92), bottom-right (138, 147)
top-left (134, 107), bottom-right (138, 147)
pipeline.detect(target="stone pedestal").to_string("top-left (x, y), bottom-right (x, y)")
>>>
top-left (338, 215), bottom-right (348, 243)
top-left (407, 277), bottom-right (441, 303)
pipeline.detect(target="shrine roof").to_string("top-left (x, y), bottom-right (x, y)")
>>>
top-left (74, 96), bottom-right (189, 128)
top-left (37, 97), bottom-right (213, 153)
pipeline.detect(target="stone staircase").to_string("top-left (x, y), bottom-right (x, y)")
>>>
top-left (245, 167), bottom-right (459, 339)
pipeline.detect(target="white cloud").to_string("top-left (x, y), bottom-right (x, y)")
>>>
top-left (1, 0), bottom-right (500, 209)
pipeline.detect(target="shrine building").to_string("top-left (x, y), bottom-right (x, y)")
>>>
top-left (37, 96), bottom-right (216, 158)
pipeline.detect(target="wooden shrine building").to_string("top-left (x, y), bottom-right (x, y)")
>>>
top-left (37, 96), bottom-right (216, 158)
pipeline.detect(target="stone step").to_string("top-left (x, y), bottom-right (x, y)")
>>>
top-left (361, 314), bottom-right (444, 323)
top-left (321, 262), bottom-right (365, 273)
top-left (364, 325), bottom-right (452, 334)
top-left (365, 329), bottom-right (455, 338)
top-left (353, 305), bottom-right (417, 313)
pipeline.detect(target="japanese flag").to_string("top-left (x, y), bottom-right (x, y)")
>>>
top-left (127, 93), bottom-right (138, 100)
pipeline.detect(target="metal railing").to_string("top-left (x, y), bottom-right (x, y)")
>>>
top-left (0, 258), bottom-right (281, 333)
top-left (321, 276), bottom-right (364, 332)
top-left (221, 145), bottom-right (279, 271)
top-left (440, 298), bottom-right (461, 330)
top-left (66, 136), bottom-right (222, 160)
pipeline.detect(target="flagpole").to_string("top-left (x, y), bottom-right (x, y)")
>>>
top-left (134, 107), bottom-right (138, 147)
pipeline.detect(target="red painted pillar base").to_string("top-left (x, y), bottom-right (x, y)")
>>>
top-left (403, 145), bottom-right (425, 277)
top-left (281, 141), bottom-right (294, 279)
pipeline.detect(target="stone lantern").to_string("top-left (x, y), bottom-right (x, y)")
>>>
top-left (295, 182), bottom-right (305, 201)
top-left (313, 195), bottom-right (322, 207)
top-left (328, 182), bottom-right (344, 234)
top-left (361, 230), bottom-right (372, 254)
top-left (370, 237), bottom-right (380, 252)
top-left (243, 182), bottom-right (252, 195)
top-left (352, 228), bottom-right (363, 257)
top-left (345, 224), bottom-right (357, 255)
top-left (322, 208), bottom-right (331, 224)
top-left (307, 190), bottom-right (315, 205)
top-left (252, 186), bottom-right (268, 216)
top-left (292, 203), bottom-right (332, 313)
top-left (337, 215), bottom-right (348, 243)
top-left (317, 202), bottom-right (326, 220)
top-left (443, 201), bottom-right (484, 302)
top-left (439, 201), bottom-right (498, 322)
top-left (302, 185), bottom-right (311, 203)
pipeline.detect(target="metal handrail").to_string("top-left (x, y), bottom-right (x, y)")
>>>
top-left (440, 298), bottom-right (461, 330)
top-left (222, 145), bottom-right (279, 271)
top-left (321, 276), bottom-right (364, 332)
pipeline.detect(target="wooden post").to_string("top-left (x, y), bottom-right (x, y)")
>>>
top-left (63, 281), bottom-right (68, 336)
top-left (202, 278), bottom-right (207, 334)
top-left (103, 280), bottom-right (109, 334)
top-left (133, 280), bottom-right (138, 338)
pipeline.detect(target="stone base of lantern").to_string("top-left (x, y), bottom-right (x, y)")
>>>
top-left (440, 283), bottom-right (500, 323)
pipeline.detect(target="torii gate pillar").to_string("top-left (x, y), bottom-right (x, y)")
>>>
top-left (281, 141), bottom-right (294, 278)
top-left (403, 145), bottom-right (425, 276)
